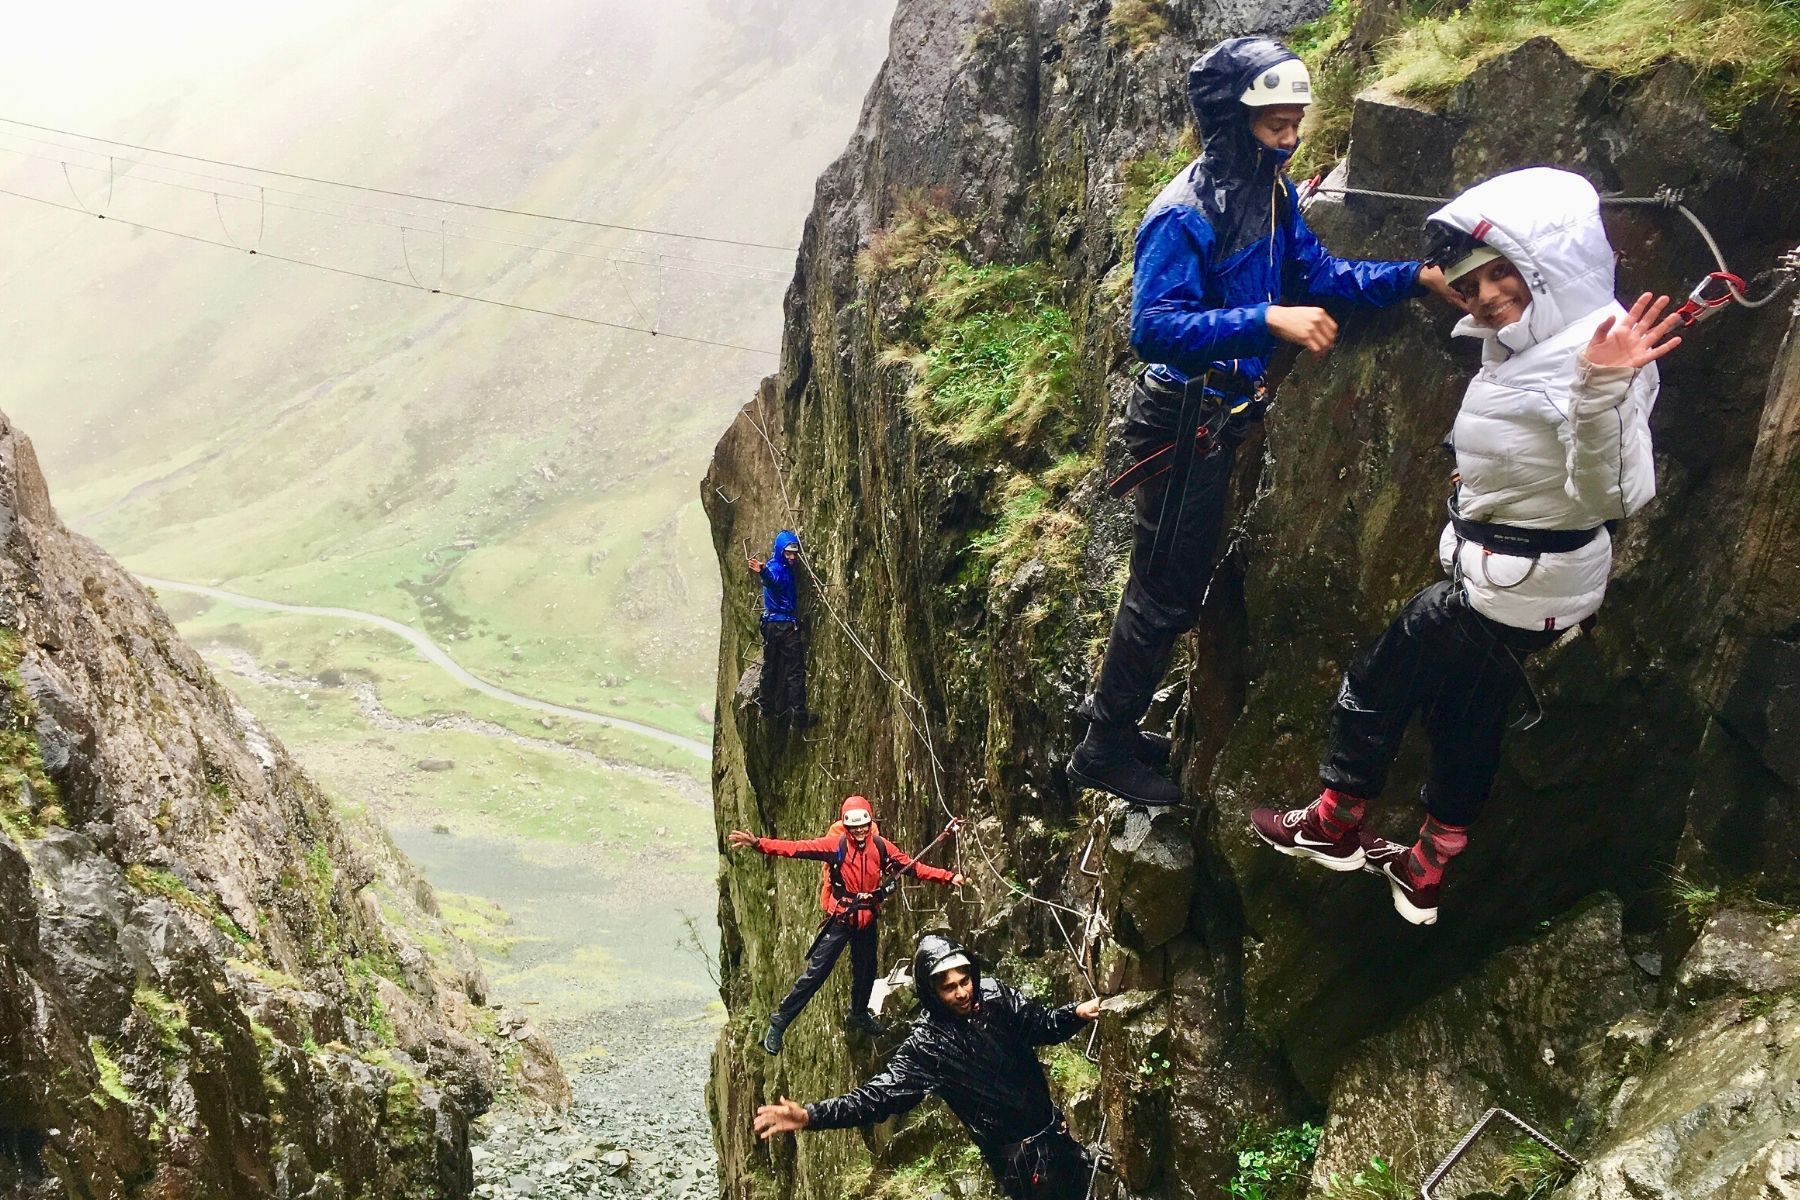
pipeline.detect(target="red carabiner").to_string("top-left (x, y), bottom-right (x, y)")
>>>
top-left (1673, 271), bottom-right (1745, 326)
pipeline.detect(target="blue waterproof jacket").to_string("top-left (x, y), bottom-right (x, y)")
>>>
top-left (759, 530), bottom-right (801, 623)
top-left (1134, 37), bottom-right (1423, 387)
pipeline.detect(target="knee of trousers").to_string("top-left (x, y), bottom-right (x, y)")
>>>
top-left (1117, 577), bottom-right (1197, 642)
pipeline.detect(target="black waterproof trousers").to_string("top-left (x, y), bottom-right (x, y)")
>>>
top-left (1088, 378), bottom-right (1242, 730)
top-left (1321, 580), bottom-right (1562, 826)
top-left (773, 916), bottom-right (878, 1026)
top-left (991, 1127), bottom-right (1091, 1200)
top-left (758, 619), bottom-right (808, 717)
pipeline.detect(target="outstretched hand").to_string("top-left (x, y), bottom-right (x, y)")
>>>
top-left (1586, 292), bottom-right (1683, 370)
top-left (726, 829), bottom-right (758, 849)
top-left (746, 557), bottom-right (764, 574)
top-left (754, 1097), bottom-right (810, 1139)
top-left (950, 872), bottom-right (966, 888)
top-left (1075, 997), bottom-right (1102, 1022)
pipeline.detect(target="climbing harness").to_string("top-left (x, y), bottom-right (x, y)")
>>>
top-left (1298, 176), bottom-right (1800, 321)
top-left (830, 816), bottom-right (964, 927)
top-left (1420, 1107), bottom-right (1582, 1199)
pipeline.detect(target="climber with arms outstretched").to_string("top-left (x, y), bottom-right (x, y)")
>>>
top-left (727, 796), bottom-right (964, 1052)
top-left (753, 933), bottom-right (1103, 1200)
top-left (1251, 167), bottom-right (1682, 925)
top-left (747, 529), bottom-right (816, 730)
top-left (1068, 35), bottom-right (1459, 808)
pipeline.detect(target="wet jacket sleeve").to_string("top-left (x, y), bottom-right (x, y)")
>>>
top-left (1130, 206), bottom-right (1275, 371)
top-left (880, 838), bottom-right (957, 886)
top-left (1286, 187), bottom-right (1423, 307)
top-left (753, 835), bottom-right (840, 863)
top-left (994, 982), bottom-right (1086, 1046)
top-left (1560, 353), bottom-right (1642, 517)
top-left (805, 1041), bottom-right (936, 1130)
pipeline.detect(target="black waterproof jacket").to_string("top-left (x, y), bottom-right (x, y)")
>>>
top-left (805, 936), bottom-right (1086, 1153)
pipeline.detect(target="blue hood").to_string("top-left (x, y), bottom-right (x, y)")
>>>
top-left (759, 530), bottom-right (802, 621)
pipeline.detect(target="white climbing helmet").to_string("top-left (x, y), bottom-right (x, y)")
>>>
top-left (1239, 58), bottom-right (1312, 107)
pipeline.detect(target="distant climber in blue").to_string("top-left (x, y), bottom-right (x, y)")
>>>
top-left (1068, 35), bottom-right (1459, 808)
top-left (1252, 168), bottom-right (1681, 925)
top-left (747, 530), bottom-right (816, 729)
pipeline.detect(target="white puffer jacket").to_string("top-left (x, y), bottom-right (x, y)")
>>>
top-left (1427, 168), bottom-right (1659, 631)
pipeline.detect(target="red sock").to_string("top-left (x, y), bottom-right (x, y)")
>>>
top-left (1307, 788), bottom-right (1366, 839)
top-left (1406, 815), bottom-right (1469, 884)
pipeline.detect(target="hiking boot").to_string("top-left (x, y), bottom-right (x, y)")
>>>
top-left (845, 1011), bottom-right (888, 1037)
top-left (1134, 731), bottom-right (1173, 771)
top-left (761, 1016), bottom-right (789, 1055)
top-left (1068, 726), bottom-right (1183, 808)
top-left (1249, 804), bottom-right (1365, 871)
top-left (1361, 834), bottom-right (1440, 926)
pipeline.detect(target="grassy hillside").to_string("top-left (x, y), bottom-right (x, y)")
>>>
top-left (0, 0), bottom-right (892, 735)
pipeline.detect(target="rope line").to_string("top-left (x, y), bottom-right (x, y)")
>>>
top-left (1305, 182), bottom-right (1799, 310)
top-left (0, 144), bottom-right (791, 283)
top-left (0, 185), bottom-right (778, 356)
top-left (0, 115), bottom-right (802, 253)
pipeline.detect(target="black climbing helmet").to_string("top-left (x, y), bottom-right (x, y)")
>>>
top-left (1423, 219), bottom-right (1485, 272)
top-left (914, 932), bottom-right (981, 1019)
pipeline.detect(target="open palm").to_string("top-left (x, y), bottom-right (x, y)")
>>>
top-left (1587, 291), bottom-right (1683, 369)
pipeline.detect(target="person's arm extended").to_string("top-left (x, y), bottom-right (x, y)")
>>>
top-left (780, 1043), bottom-right (936, 1133)
top-left (880, 837), bottom-right (962, 887)
top-left (726, 830), bottom-right (840, 862)
top-left (1130, 207), bottom-right (1277, 372)
top-left (994, 980), bottom-right (1100, 1046)
top-left (1561, 294), bottom-right (1679, 516)
top-left (1286, 193), bottom-right (1424, 309)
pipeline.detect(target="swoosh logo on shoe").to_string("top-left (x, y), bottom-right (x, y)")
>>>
top-left (1293, 832), bottom-right (1337, 848)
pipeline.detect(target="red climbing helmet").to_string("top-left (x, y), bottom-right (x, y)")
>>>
top-left (841, 795), bottom-right (874, 828)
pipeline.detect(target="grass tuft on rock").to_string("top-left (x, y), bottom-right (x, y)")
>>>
top-left (0, 630), bottom-right (58, 839)
top-left (1292, 0), bottom-right (1800, 172)
top-left (88, 1036), bottom-right (132, 1108)
top-left (1107, 0), bottom-right (1170, 54)
top-left (889, 256), bottom-right (1077, 451)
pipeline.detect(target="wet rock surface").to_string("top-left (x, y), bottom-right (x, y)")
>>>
top-left (700, 1), bottom-right (1799, 1197)
top-left (0, 409), bottom-right (563, 1198)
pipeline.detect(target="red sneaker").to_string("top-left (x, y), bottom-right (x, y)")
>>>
top-left (1250, 804), bottom-right (1365, 871)
top-left (1361, 834), bottom-right (1440, 926)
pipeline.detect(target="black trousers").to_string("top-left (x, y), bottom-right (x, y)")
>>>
top-left (1088, 378), bottom-right (1242, 730)
top-left (758, 620), bottom-right (808, 717)
top-left (991, 1128), bottom-right (1091, 1200)
top-left (1321, 580), bottom-right (1561, 826)
top-left (773, 916), bottom-right (877, 1026)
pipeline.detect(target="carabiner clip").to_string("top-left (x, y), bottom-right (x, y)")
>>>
top-left (1673, 271), bottom-right (1745, 326)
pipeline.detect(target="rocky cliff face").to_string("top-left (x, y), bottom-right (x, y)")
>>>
top-left (703, 2), bottom-right (1799, 1197)
top-left (0, 411), bottom-right (566, 1199)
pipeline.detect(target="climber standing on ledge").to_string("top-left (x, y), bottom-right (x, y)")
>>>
top-left (753, 933), bottom-right (1102, 1200)
top-left (1069, 36), bottom-right (1459, 808)
top-left (1252, 167), bottom-right (1681, 925)
top-left (727, 796), bottom-right (964, 1052)
top-left (747, 529), bottom-right (816, 730)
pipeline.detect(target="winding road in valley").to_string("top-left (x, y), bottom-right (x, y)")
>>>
top-left (137, 575), bottom-right (713, 760)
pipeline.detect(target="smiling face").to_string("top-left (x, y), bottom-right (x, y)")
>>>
top-left (933, 967), bottom-right (975, 1017)
top-left (1249, 105), bottom-right (1305, 153)
top-left (1452, 256), bottom-right (1531, 329)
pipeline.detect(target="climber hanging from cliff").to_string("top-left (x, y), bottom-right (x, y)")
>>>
top-left (1251, 166), bottom-right (1682, 925)
top-left (753, 933), bottom-right (1102, 1200)
top-left (747, 529), bottom-right (817, 730)
top-left (1068, 35), bottom-right (1461, 808)
top-left (727, 796), bottom-right (964, 1052)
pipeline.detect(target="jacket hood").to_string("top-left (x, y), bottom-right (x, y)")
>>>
top-left (771, 530), bottom-right (801, 559)
top-left (1187, 37), bottom-right (1300, 182)
top-left (913, 933), bottom-right (981, 1021)
top-left (1428, 167), bottom-right (1617, 356)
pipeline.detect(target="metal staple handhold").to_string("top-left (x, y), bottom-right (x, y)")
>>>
top-left (1419, 1107), bottom-right (1582, 1199)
